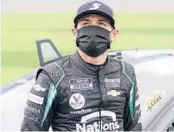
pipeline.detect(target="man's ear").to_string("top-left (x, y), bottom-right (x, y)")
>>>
top-left (110, 29), bottom-right (119, 41)
top-left (71, 28), bottom-right (77, 40)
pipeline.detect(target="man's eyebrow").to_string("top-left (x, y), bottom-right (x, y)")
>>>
top-left (98, 19), bottom-right (108, 23)
top-left (80, 18), bottom-right (90, 22)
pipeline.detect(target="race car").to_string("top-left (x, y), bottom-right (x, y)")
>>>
top-left (1, 39), bottom-right (174, 131)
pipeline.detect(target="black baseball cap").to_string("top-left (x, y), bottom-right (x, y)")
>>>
top-left (74, 1), bottom-right (115, 28)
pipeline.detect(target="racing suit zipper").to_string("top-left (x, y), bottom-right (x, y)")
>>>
top-left (97, 69), bottom-right (103, 132)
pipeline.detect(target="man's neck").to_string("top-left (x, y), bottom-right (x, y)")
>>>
top-left (77, 48), bottom-right (108, 65)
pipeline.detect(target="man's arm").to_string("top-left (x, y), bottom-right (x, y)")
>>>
top-left (21, 71), bottom-right (56, 131)
top-left (123, 67), bottom-right (142, 131)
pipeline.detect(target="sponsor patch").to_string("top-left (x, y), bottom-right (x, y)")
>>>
top-left (24, 114), bottom-right (38, 121)
top-left (69, 93), bottom-right (85, 110)
top-left (51, 70), bottom-right (60, 77)
top-left (69, 78), bottom-right (93, 91)
top-left (76, 121), bottom-right (119, 132)
top-left (104, 78), bottom-right (120, 88)
top-left (32, 84), bottom-right (47, 92)
top-left (26, 105), bottom-right (41, 114)
top-left (70, 109), bottom-right (92, 114)
top-left (28, 93), bottom-right (44, 105)
top-left (76, 111), bottom-right (120, 132)
top-left (107, 90), bottom-right (121, 97)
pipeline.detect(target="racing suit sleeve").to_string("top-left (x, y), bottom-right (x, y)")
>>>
top-left (21, 71), bottom-right (57, 131)
top-left (123, 67), bottom-right (142, 131)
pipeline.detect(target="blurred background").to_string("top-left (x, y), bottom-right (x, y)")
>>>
top-left (1, 0), bottom-right (174, 87)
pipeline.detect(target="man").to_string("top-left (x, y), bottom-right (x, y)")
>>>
top-left (21, 1), bottom-right (142, 131)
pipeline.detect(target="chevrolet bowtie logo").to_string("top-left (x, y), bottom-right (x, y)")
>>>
top-left (107, 90), bottom-right (121, 97)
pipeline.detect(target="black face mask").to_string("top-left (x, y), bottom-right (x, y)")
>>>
top-left (76, 26), bottom-right (111, 57)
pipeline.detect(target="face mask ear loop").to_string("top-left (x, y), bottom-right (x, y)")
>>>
top-left (108, 29), bottom-right (114, 49)
top-left (76, 39), bottom-right (79, 47)
top-left (75, 27), bottom-right (81, 47)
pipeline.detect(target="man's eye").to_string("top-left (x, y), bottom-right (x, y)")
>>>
top-left (82, 22), bottom-right (89, 26)
top-left (99, 22), bottom-right (106, 26)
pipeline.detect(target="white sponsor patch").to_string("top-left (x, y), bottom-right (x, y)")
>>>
top-left (24, 114), bottom-right (38, 121)
top-left (69, 93), bottom-right (85, 110)
top-left (135, 93), bottom-right (140, 107)
top-left (26, 105), bottom-right (41, 114)
top-left (104, 78), bottom-right (120, 88)
top-left (135, 99), bottom-right (140, 107)
top-left (76, 111), bottom-right (120, 132)
top-left (28, 93), bottom-right (44, 105)
top-left (70, 109), bottom-right (92, 114)
top-left (107, 90), bottom-right (121, 97)
top-left (32, 84), bottom-right (47, 92)
top-left (69, 78), bottom-right (93, 91)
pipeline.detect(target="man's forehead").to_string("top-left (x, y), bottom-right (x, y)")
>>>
top-left (79, 14), bottom-right (110, 22)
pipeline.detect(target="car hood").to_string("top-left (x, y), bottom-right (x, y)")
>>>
top-left (1, 50), bottom-right (174, 131)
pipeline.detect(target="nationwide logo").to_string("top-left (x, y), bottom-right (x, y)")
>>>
top-left (76, 111), bottom-right (120, 132)
top-left (104, 78), bottom-right (120, 88)
top-left (69, 93), bottom-right (85, 110)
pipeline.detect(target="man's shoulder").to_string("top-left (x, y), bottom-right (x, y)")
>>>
top-left (120, 60), bottom-right (135, 81)
top-left (43, 55), bottom-right (71, 70)
top-left (122, 60), bottom-right (134, 72)
top-left (109, 56), bottom-right (134, 70)
top-left (36, 55), bottom-right (71, 80)
top-left (109, 57), bottom-right (135, 76)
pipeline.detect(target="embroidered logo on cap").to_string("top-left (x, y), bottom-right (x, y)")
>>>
top-left (89, 3), bottom-right (101, 10)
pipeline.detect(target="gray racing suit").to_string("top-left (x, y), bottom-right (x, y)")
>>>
top-left (21, 52), bottom-right (142, 131)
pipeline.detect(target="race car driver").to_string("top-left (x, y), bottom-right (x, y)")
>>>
top-left (21, 1), bottom-right (142, 131)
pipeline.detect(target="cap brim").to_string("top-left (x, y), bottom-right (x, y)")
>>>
top-left (74, 10), bottom-right (115, 28)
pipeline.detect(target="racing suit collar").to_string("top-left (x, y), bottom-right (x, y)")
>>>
top-left (72, 51), bottom-right (108, 74)
top-left (87, 57), bottom-right (108, 67)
